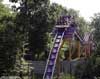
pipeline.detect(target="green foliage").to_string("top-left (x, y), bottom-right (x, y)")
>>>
top-left (74, 52), bottom-right (100, 79)
top-left (0, 2), bottom-right (16, 75)
top-left (0, 3), bottom-right (11, 18)
top-left (0, 1), bottom-right (28, 76)
top-left (10, 0), bottom-right (51, 60)
top-left (90, 13), bottom-right (100, 76)
top-left (0, 0), bottom-right (93, 77)
top-left (91, 13), bottom-right (100, 43)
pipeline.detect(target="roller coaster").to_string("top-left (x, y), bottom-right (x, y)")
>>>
top-left (43, 16), bottom-right (95, 79)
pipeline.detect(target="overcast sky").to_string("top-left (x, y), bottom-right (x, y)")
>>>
top-left (3, 0), bottom-right (100, 21)
top-left (51, 0), bottom-right (100, 21)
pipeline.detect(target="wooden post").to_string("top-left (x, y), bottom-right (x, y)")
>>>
top-left (67, 39), bottom-right (73, 79)
top-left (84, 44), bottom-right (87, 58)
top-left (56, 54), bottom-right (60, 79)
top-left (88, 41), bottom-right (90, 56)
top-left (77, 41), bottom-right (80, 59)
top-left (85, 42), bottom-right (91, 58)
top-left (68, 39), bottom-right (72, 61)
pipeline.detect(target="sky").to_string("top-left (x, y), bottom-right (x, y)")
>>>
top-left (3, 0), bottom-right (100, 21)
top-left (50, 0), bottom-right (100, 21)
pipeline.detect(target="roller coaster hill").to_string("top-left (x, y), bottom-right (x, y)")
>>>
top-left (43, 15), bottom-right (95, 79)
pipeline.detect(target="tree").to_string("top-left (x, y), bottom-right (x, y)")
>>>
top-left (91, 13), bottom-right (100, 43)
top-left (0, 1), bottom-right (18, 75)
top-left (9, 0), bottom-right (68, 60)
